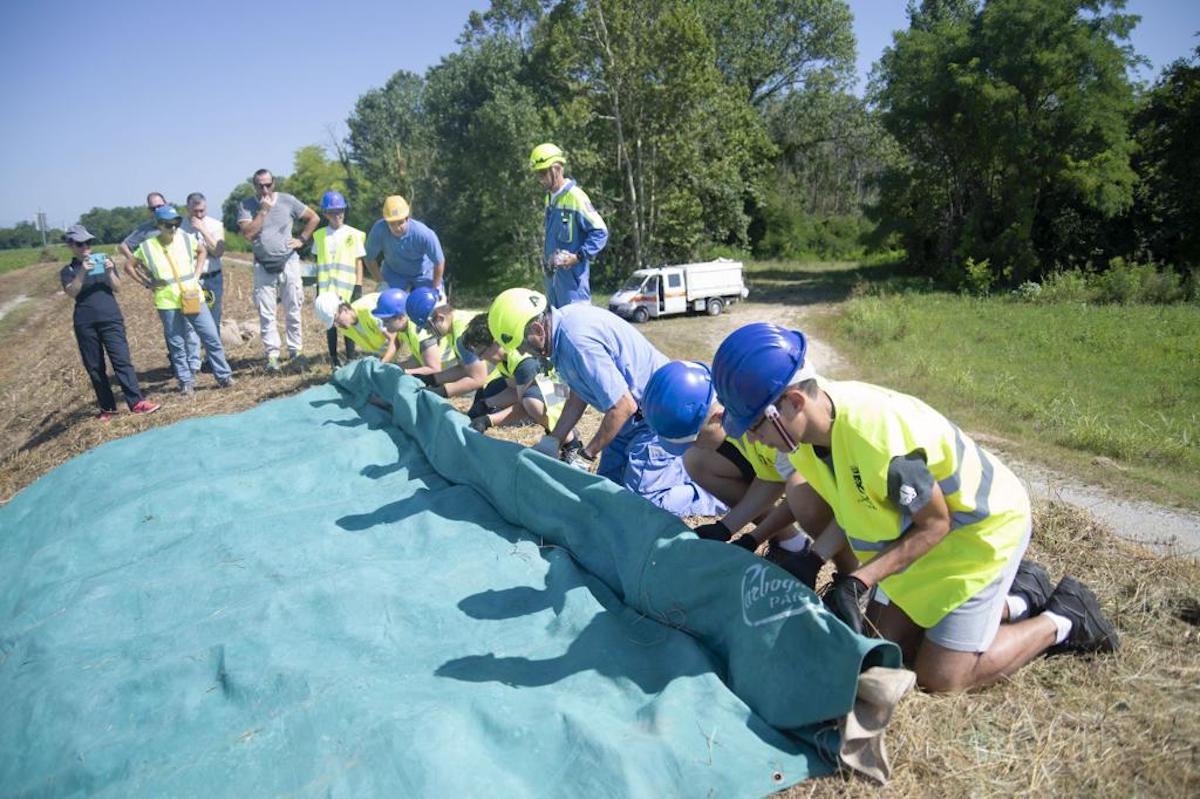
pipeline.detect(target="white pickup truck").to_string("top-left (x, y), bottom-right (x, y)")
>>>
top-left (607, 259), bottom-right (749, 323)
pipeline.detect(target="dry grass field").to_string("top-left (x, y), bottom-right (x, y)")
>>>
top-left (0, 256), bottom-right (1196, 796)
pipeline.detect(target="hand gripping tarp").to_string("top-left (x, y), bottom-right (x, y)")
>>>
top-left (0, 358), bottom-right (908, 797)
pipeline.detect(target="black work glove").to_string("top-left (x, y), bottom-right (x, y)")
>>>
top-left (414, 372), bottom-right (437, 388)
top-left (693, 520), bottom-right (732, 542)
top-left (731, 534), bottom-right (759, 552)
top-left (469, 415), bottom-right (492, 433)
top-left (423, 383), bottom-right (447, 397)
top-left (823, 574), bottom-right (871, 635)
top-left (781, 551), bottom-right (825, 590)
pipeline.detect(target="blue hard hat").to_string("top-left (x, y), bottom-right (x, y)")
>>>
top-left (320, 191), bottom-right (348, 211)
top-left (712, 323), bottom-right (807, 438)
top-left (405, 286), bottom-right (441, 328)
top-left (643, 361), bottom-right (715, 456)
top-left (154, 205), bottom-right (182, 222)
top-left (371, 288), bottom-right (409, 319)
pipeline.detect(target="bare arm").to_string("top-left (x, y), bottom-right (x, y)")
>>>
top-left (852, 484), bottom-right (952, 588)
top-left (288, 207), bottom-right (320, 250)
top-left (192, 220), bottom-right (225, 259)
top-left (378, 331), bottom-right (400, 364)
top-left (723, 478), bottom-right (787, 535)
top-left (582, 392), bottom-right (637, 459)
top-left (549, 392), bottom-right (588, 443)
top-left (103, 258), bottom-right (121, 293)
top-left (407, 343), bottom-right (443, 375)
top-left (355, 256), bottom-right (365, 286)
top-left (438, 360), bottom-right (488, 397)
top-left (432, 259), bottom-right (445, 289)
top-left (238, 200), bottom-right (270, 240)
top-left (63, 265), bottom-right (87, 299)
top-left (365, 257), bottom-right (382, 283)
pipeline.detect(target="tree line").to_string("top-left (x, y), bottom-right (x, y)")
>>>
top-left (29, 0), bottom-right (1198, 293)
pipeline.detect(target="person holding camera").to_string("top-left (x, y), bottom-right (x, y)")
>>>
top-left (60, 224), bottom-right (159, 421)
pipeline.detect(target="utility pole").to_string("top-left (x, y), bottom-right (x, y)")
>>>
top-left (36, 210), bottom-right (48, 248)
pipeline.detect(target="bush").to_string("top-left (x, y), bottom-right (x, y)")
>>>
top-left (1037, 268), bottom-right (1092, 303)
top-left (960, 256), bottom-right (995, 296)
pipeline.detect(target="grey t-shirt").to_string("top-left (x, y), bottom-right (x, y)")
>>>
top-left (121, 220), bottom-right (157, 252)
top-left (237, 192), bottom-right (307, 268)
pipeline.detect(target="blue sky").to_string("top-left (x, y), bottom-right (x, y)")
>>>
top-left (0, 0), bottom-right (1196, 229)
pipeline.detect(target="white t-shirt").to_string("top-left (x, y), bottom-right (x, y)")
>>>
top-left (182, 215), bottom-right (226, 274)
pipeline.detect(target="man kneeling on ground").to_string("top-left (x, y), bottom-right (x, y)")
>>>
top-left (712, 322), bottom-right (1118, 693)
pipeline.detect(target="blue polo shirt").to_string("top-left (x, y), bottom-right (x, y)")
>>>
top-left (365, 218), bottom-right (444, 289)
top-left (549, 303), bottom-right (667, 413)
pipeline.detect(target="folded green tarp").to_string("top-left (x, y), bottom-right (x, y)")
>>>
top-left (0, 358), bottom-right (900, 797)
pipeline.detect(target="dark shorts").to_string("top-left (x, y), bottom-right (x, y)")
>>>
top-left (716, 439), bottom-right (756, 483)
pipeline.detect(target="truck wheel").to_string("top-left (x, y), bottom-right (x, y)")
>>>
top-left (706, 298), bottom-right (724, 316)
top-left (632, 307), bottom-right (650, 324)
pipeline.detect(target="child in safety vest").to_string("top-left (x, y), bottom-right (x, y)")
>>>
top-left (401, 287), bottom-right (488, 396)
top-left (457, 313), bottom-right (582, 457)
top-left (313, 288), bottom-right (413, 366)
top-left (312, 191), bottom-right (366, 367)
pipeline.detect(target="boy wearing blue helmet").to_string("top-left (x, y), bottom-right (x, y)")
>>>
top-left (643, 360), bottom-right (842, 587)
top-left (712, 322), bottom-right (1117, 692)
top-left (313, 190), bottom-right (366, 368)
top-left (314, 288), bottom-right (412, 366)
top-left (401, 287), bottom-right (488, 397)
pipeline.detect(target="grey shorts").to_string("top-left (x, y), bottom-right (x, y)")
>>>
top-left (875, 522), bottom-right (1032, 653)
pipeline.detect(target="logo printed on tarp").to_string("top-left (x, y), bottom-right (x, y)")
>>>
top-left (741, 563), bottom-right (821, 627)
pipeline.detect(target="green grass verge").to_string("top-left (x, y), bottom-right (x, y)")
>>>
top-left (805, 274), bottom-right (1200, 509)
top-left (0, 244), bottom-right (119, 276)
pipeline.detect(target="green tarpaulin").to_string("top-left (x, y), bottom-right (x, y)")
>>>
top-left (0, 359), bottom-right (901, 797)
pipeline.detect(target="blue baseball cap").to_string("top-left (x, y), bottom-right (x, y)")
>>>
top-left (154, 205), bottom-right (182, 222)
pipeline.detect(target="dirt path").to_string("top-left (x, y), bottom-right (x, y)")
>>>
top-left (643, 300), bottom-right (1200, 559)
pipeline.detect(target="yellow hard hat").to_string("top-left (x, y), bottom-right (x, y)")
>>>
top-left (488, 288), bottom-right (547, 348)
top-left (382, 195), bottom-right (410, 222)
top-left (529, 143), bottom-right (565, 172)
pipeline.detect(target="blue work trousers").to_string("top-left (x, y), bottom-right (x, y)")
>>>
top-left (597, 418), bottom-right (726, 517)
top-left (158, 304), bottom-right (232, 388)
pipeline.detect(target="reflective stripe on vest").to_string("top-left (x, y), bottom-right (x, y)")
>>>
top-left (314, 226), bottom-right (363, 301)
top-left (138, 233), bottom-right (198, 310)
top-left (404, 311), bottom-right (465, 369)
top-left (786, 379), bottom-right (1030, 627)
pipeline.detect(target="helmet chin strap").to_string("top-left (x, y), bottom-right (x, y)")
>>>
top-left (764, 403), bottom-right (800, 453)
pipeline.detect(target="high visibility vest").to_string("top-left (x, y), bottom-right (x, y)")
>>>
top-left (497, 351), bottom-right (567, 432)
top-left (313, 225), bottom-right (364, 301)
top-left (786, 380), bottom-right (1030, 627)
top-left (403, 310), bottom-right (467, 370)
top-left (340, 292), bottom-right (390, 355)
top-left (137, 232), bottom-right (200, 310)
top-left (727, 435), bottom-right (784, 482)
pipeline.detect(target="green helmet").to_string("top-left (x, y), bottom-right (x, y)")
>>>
top-left (489, 288), bottom-right (547, 349)
top-left (529, 143), bottom-right (565, 172)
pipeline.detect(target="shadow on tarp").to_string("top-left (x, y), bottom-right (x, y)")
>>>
top-left (332, 360), bottom-right (904, 774)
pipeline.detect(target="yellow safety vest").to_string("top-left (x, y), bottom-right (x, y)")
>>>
top-left (340, 292), bottom-right (390, 355)
top-left (403, 310), bottom-right (467, 370)
top-left (137, 232), bottom-right (200, 310)
top-left (313, 225), bottom-right (364, 301)
top-left (727, 435), bottom-right (784, 482)
top-left (786, 380), bottom-right (1030, 627)
top-left (496, 350), bottom-right (567, 432)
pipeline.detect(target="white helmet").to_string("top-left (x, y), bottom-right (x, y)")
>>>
top-left (314, 291), bottom-right (343, 330)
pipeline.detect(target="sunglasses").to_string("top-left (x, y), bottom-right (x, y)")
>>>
top-left (156, 221), bottom-right (180, 229)
top-left (254, 181), bottom-right (274, 189)
top-left (68, 240), bottom-right (92, 247)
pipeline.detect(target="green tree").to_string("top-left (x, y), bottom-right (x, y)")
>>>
top-left (345, 71), bottom-right (436, 218)
top-left (423, 37), bottom-right (546, 289)
top-left (77, 205), bottom-right (145, 244)
top-left (873, 0), bottom-right (1139, 283)
top-left (1131, 45), bottom-right (1200, 268)
top-left (697, 0), bottom-right (856, 105)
